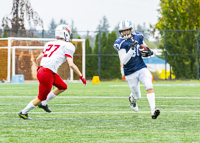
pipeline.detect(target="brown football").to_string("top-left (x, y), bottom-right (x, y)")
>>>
top-left (139, 44), bottom-right (148, 53)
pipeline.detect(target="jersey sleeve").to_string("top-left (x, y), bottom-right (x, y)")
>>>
top-left (63, 43), bottom-right (75, 58)
top-left (113, 38), bottom-right (126, 51)
top-left (42, 43), bottom-right (49, 54)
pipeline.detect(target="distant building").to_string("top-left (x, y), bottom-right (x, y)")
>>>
top-left (143, 55), bottom-right (175, 79)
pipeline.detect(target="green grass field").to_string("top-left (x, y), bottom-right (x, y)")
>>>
top-left (0, 81), bottom-right (200, 143)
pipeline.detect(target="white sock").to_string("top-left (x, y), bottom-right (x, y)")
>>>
top-left (22, 101), bottom-right (36, 114)
top-left (41, 91), bottom-right (56, 106)
top-left (147, 93), bottom-right (155, 111)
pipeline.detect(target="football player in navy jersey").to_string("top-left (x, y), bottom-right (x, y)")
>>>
top-left (113, 19), bottom-right (160, 119)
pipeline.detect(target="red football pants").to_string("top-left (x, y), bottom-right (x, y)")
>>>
top-left (37, 67), bottom-right (67, 101)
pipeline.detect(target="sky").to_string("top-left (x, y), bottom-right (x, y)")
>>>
top-left (0, 0), bottom-right (161, 31)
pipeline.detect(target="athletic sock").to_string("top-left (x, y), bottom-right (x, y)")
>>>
top-left (21, 101), bottom-right (36, 114)
top-left (41, 91), bottom-right (56, 106)
top-left (147, 93), bottom-right (155, 111)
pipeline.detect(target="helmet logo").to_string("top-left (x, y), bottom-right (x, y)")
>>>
top-left (62, 27), bottom-right (71, 33)
top-left (122, 21), bottom-right (126, 27)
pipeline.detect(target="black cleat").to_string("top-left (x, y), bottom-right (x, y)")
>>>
top-left (129, 95), bottom-right (138, 112)
top-left (151, 108), bottom-right (160, 119)
top-left (38, 103), bottom-right (51, 113)
top-left (18, 111), bottom-right (32, 120)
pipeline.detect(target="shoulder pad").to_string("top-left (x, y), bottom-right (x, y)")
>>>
top-left (113, 38), bottom-right (126, 51)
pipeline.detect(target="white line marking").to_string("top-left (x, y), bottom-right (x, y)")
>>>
top-left (0, 96), bottom-right (200, 99)
top-left (1, 111), bottom-right (200, 114)
top-left (54, 104), bottom-right (80, 106)
top-left (0, 104), bottom-right (199, 107)
top-left (109, 84), bottom-right (200, 87)
top-left (0, 87), bottom-right (31, 89)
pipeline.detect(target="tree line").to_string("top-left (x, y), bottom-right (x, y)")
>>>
top-left (2, 0), bottom-right (200, 79)
top-left (85, 31), bottom-right (121, 79)
top-left (155, 0), bottom-right (200, 79)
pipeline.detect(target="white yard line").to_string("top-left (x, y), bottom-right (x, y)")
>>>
top-left (0, 96), bottom-right (200, 99)
top-left (109, 84), bottom-right (200, 87)
top-left (0, 111), bottom-right (200, 114)
top-left (0, 104), bottom-right (199, 107)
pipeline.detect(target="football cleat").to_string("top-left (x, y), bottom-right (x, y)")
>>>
top-left (18, 111), bottom-right (32, 120)
top-left (151, 108), bottom-right (160, 119)
top-left (129, 95), bottom-right (138, 112)
top-left (38, 103), bottom-right (51, 113)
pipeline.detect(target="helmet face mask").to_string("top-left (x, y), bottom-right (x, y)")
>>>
top-left (118, 19), bottom-right (134, 40)
top-left (55, 25), bottom-right (72, 42)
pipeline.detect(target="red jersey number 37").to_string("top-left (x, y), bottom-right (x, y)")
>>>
top-left (44, 44), bottom-right (60, 57)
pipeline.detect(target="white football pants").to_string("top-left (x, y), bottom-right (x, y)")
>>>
top-left (125, 68), bottom-right (153, 100)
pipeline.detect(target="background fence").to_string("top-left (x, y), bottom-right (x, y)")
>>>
top-left (0, 28), bottom-right (199, 80)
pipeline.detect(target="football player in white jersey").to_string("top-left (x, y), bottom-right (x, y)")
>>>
top-left (18, 25), bottom-right (87, 120)
top-left (113, 19), bottom-right (160, 119)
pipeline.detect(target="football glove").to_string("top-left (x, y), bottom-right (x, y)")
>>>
top-left (141, 47), bottom-right (153, 57)
top-left (79, 75), bottom-right (87, 86)
top-left (131, 41), bottom-right (138, 50)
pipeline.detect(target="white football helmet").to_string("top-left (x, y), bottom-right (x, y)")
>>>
top-left (55, 24), bottom-right (72, 42)
top-left (118, 19), bottom-right (134, 40)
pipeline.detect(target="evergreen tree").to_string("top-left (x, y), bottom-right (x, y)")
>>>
top-left (113, 25), bottom-right (120, 37)
top-left (136, 24), bottom-right (149, 40)
top-left (3, 29), bottom-right (8, 38)
top-left (70, 20), bottom-right (79, 39)
top-left (92, 33), bottom-right (100, 76)
top-left (49, 18), bottom-right (57, 31)
top-left (85, 38), bottom-right (95, 79)
top-left (59, 19), bottom-right (67, 25)
top-left (103, 31), bottom-right (121, 79)
top-left (96, 16), bottom-right (110, 33)
top-left (93, 33), bottom-right (99, 54)
top-left (48, 18), bottom-right (57, 38)
top-left (100, 32), bottom-right (107, 78)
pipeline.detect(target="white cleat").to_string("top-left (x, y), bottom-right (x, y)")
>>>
top-left (151, 108), bottom-right (160, 119)
top-left (129, 95), bottom-right (138, 112)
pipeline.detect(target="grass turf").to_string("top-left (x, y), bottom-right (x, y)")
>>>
top-left (0, 81), bottom-right (200, 142)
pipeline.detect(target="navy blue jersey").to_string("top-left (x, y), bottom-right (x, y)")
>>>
top-left (113, 32), bottom-right (147, 76)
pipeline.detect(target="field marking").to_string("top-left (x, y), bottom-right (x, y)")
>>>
top-left (0, 96), bottom-right (200, 99)
top-left (0, 127), bottom-right (199, 135)
top-left (54, 104), bottom-right (80, 105)
top-left (1, 111), bottom-right (200, 114)
top-left (0, 87), bottom-right (31, 89)
top-left (0, 104), bottom-right (200, 107)
top-left (109, 84), bottom-right (200, 87)
top-left (5, 118), bottom-right (123, 122)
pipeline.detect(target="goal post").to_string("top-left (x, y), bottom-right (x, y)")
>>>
top-left (0, 37), bottom-right (85, 82)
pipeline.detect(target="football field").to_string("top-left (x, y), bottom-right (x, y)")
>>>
top-left (0, 81), bottom-right (200, 143)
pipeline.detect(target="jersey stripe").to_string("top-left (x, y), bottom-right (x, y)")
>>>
top-left (65, 54), bottom-right (72, 58)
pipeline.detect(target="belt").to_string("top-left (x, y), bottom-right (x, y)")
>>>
top-left (40, 66), bottom-right (55, 75)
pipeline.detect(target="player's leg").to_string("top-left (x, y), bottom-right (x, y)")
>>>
top-left (125, 72), bottom-right (141, 112)
top-left (17, 97), bottom-right (41, 120)
top-left (18, 69), bottom-right (54, 119)
top-left (138, 68), bottom-right (160, 119)
top-left (39, 73), bottom-right (67, 112)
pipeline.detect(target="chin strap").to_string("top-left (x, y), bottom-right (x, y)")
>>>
top-left (64, 32), bottom-right (67, 42)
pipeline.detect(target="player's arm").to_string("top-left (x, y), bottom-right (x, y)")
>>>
top-left (36, 53), bottom-right (44, 71)
top-left (67, 58), bottom-right (87, 85)
top-left (117, 41), bottom-right (138, 65)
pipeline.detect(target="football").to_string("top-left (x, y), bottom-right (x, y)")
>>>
top-left (139, 44), bottom-right (148, 53)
